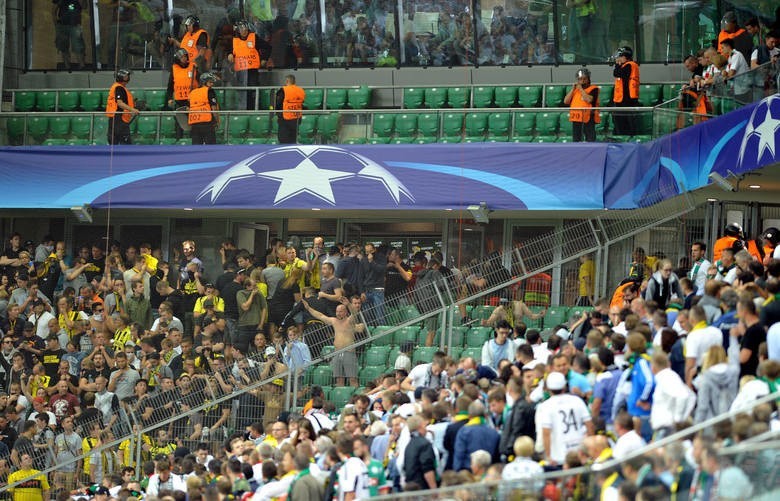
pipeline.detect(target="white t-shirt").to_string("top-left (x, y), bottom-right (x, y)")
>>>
top-left (768, 323), bottom-right (780, 362)
top-left (684, 325), bottom-right (723, 366)
top-left (534, 393), bottom-right (591, 464)
top-left (612, 430), bottom-right (646, 460)
top-left (337, 456), bottom-right (370, 501)
top-left (727, 51), bottom-right (749, 94)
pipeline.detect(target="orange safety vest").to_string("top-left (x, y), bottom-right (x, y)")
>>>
top-left (172, 62), bottom-right (198, 101)
top-left (746, 240), bottom-right (764, 262)
top-left (105, 82), bottom-right (135, 123)
top-left (282, 84), bottom-right (305, 120)
top-left (681, 89), bottom-right (710, 116)
top-left (613, 61), bottom-right (640, 103)
top-left (610, 282), bottom-right (634, 309)
top-left (717, 28), bottom-right (746, 53)
top-left (569, 85), bottom-right (600, 123)
top-left (188, 87), bottom-right (212, 125)
top-left (181, 28), bottom-right (210, 63)
top-left (233, 33), bottom-right (261, 71)
top-left (713, 236), bottom-right (737, 262)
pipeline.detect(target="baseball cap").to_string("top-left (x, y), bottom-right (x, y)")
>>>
top-left (125, 340), bottom-right (136, 347)
top-left (546, 372), bottom-right (567, 391)
top-left (394, 403), bottom-right (417, 418)
top-left (264, 346), bottom-right (276, 357)
top-left (204, 283), bottom-right (215, 289)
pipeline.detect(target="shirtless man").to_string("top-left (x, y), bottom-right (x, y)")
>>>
top-left (303, 297), bottom-right (364, 387)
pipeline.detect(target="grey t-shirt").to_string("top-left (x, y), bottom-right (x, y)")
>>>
top-left (55, 431), bottom-right (82, 472)
top-left (261, 266), bottom-right (285, 299)
top-left (109, 367), bottom-right (140, 401)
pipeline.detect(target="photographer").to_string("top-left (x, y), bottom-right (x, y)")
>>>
top-left (564, 68), bottom-right (600, 142)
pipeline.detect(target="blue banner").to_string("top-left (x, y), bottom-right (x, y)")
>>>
top-left (1, 95), bottom-right (778, 211)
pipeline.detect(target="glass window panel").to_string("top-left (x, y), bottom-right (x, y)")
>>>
top-left (638, 1), bottom-right (718, 63)
top-left (557, 0), bottom-right (623, 64)
top-left (34, 0), bottom-right (95, 70)
top-left (479, 1), bottom-right (557, 65)
top-left (94, 0), bottom-right (168, 70)
top-left (398, 0), bottom-right (474, 67)
top-left (321, 0), bottom-right (397, 67)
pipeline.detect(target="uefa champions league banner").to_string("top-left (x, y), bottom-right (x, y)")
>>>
top-left (0, 95), bottom-right (777, 211)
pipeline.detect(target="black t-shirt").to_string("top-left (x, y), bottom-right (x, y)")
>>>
top-left (54, 0), bottom-right (82, 25)
top-left (221, 281), bottom-right (242, 319)
top-left (17, 336), bottom-right (45, 369)
top-left (740, 323), bottom-right (766, 378)
top-left (41, 349), bottom-right (66, 380)
top-left (385, 262), bottom-right (410, 300)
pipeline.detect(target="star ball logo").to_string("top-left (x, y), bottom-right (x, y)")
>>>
top-left (738, 94), bottom-right (780, 169)
top-left (197, 145), bottom-right (415, 206)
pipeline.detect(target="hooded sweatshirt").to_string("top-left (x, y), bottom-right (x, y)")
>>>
top-left (693, 362), bottom-right (738, 422)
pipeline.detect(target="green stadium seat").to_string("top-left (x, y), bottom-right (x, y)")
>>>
top-left (48, 116), bottom-right (70, 138)
top-left (325, 88), bottom-right (348, 109)
top-left (513, 112), bottom-right (536, 137)
top-left (536, 112), bottom-right (560, 135)
top-left (567, 306), bottom-right (593, 321)
top-left (58, 91), bottom-right (80, 111)
top-left (26, 117), bottom-right (49, 138)
top-left (318, 113), bottom-right (340, 141)
top-left (159, 137), bottom-right (179, 145)
top-left (438, 136), bottom-right (461, 143)
top-left (471, 305), bottom-right (494, 323)
top-left (387, 346), bottom-right (401, 366)
top-left (257, 89), bottom-right (275, 110)
top-left (424, 87), bottom-right (447, 109)
top-left (535, 135), bottom-right (558, 143)
top-left (543, 307), bottom-right (567, 328)
top-left (79, 90), bottom-right (104, 111)
top-left (330, 386), bottom-right (355, 408)
top-left (131, 90), bottom-right (146, 107)
top-left (310, 365), bottom-right (333, 386)
top-left (6, 117), bottom-right (25, 144)
top-left (14, 91), bottom-right (36, 112)
top-left (403, 87), bottom-right (425, 109)
top-left (400, 305), bottom-right (422, 323)
top-left (511, 135), bottom-right (535, 142)
top-left (370, 326), bottom-right (394, 346)
top-left (544, 85), bottom-right (566, 107)
top-left (466, 326), bottom-right (491, 347)
top-left (721, 98), bottom-right (739, 114)
top-left (144, 90), bottom-right (167, 111)
top-left (347, 86), bottom-right (372, 109)
top-left (449, 346), bottom-right (463, 360)
top-left (631, 135), bottom-right (652, 143)
top-left (364, 346), bottom-right (390, 366)
top-left (394, 114), bottom-right (418, 137)
top-left (159, 116), bottom-right (177, 138)
top-left (472, 86), bottom-right (494, 108)
top-left (65, 139), bottom-right (90, 146)
top-left (228, 115), bottom-right (249, 136)
top-left (494, 86), bottom-right (518, 108)
top-left (372, 114), bottom-right (395, 136)
top-left (523, 306), bottom-right (546, 329)
top-left (517, 85), bottom-right (542, 108)
top-left (42, 138), bottom-right (66, 146)
top-left (221, 89), bottom-right (241, 109)
top-left (599, 85), bottom-right (614, 105)
top-left (558, 112), bottom-right (573, 136)
top-left (297, 114), bottom-right (318, 139)
top-left (661, 83), bottom-right (680, 102)
top-left (304, 88), bottom-right (324, 109)
top-left (36, 91), bottom-right (57, 111)
top-left (243, 137), bottom-right (269, 145)
top-left (441, 113), bottom-right (464, 137)
top-left (390, 137), bottom-right (414, 144)
top-left (320, 345), bottom-right (336, 359)
top-left (248, 115), bottom-right (271, 138)
top-left (416, 113), bottom-right (439, 138)
top-left (638, 84), bottom-right (661, 106)
top-left (412, 347), bottom-right (438, 365)
top-left (445, 325), bottom-right (468, 346)
top-left (464, 112), bottom-right (489, 137)
top-left (366, 137), bottom-right (388, 144)
top-left (69, 115), bottom-right (92, 138)
top-left (488, 112), bottom-right (511, 137)
top-left (447, 87), bottom-right (469, 108)
top-left (637, 112), bottom-right (653, 135)
top-left (486, 135), bottom-right (509, 142)
top-left (462, 136), bottom-right (484, 143)
top-left (135, 115), bottom-right (159, 139)
top-left (359, 366), bottom-right (385, 386)
top-left (393, 326), bottom-right (420, 346)
top-left (461, 347), bottom-right (482, 363)
top-left (414, 136), bottom-right (437, 144)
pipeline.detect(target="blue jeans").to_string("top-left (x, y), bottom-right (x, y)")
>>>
top-left (365, 289), bottom-right (385, 326)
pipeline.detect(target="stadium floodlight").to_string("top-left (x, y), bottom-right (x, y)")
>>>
top-left (467, 202), bottom-right (490, 223)
top-left (70, 204), bottom-right (93, 223)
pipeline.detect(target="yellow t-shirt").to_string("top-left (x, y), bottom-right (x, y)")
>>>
top-left (284, 258), bottom-right (307, 290)
top-left (193, 295), bottom-right (225, 314)
top-left (113, 326), bottom-right (132, 351)
top-left (578, 259), bottom-right (595, 297)
top-left (7, 468), bottom-right (49, 501)
top-left (82, 436), bottom-right (97, 474)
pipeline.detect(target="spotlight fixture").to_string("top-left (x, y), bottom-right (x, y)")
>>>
top-left (70, 204), bottom-right (93, 223)
top-left (467, 202), bottom-right (490, 223)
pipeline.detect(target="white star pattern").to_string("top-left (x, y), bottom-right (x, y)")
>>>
top-left (257, 156), bottom-right (354, 205)
top-left (738, 95), bottom-right (780, 166)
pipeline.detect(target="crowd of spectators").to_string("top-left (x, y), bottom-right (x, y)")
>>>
top-left (1, 223), bottom-right (780, 500)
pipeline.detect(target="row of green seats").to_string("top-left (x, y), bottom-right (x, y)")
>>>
top-left (302, 86), bottom-right (372, 110)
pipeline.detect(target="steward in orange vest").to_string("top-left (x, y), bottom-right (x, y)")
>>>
top-left (177, 15), bottom-right (211, 73)
top-left (713, 222), bottom-right (744, 262)
top-left (564, 68), bottom-right (600, 142)
top-left (612, 46), bottom-right (640, 136)
top-left (717, 11), bottom-right (753, 62)
top-left (105, 69), bottom-right (138, 145)
top-left (228, 20), bottom-right (268, 111)
top-left (166, 48), bottom-right (199, 139)
top-left (189, 72), bottom-right (220, 145)
top-left (275, 74), bottom-right (306, 144)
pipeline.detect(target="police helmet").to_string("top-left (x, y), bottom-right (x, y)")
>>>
top-left (763, 227), bottom-right (780, 246)
top-left (576, 68), bottom-right (591, 80)
top-left (199, 72), bottom-right (219, 85)
top-left (235, 19), bottom-right (253, 34)
top-left (183, 15), bottom-right (200, 30)
top-left (724, 222), bottom-right (743, 237)
top-left (615, 46), bottom-right (633, 60)
top-left (115, 69), bottom-right (131, 82)
top-left (174, 48), bottom-right (189, 66)
top-left (731, 239), bottom-right (745, 253)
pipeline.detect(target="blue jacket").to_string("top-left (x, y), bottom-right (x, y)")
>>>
top-left (627, 355), bottom-right (654, 417)
top-left (453, 420), bottom-right (500, 471)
